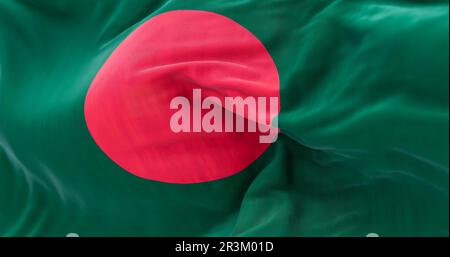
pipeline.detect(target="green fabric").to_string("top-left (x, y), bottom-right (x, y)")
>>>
top-left (0, 0), bottom-right (448, 236)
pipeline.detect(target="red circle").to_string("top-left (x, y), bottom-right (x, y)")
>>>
top-left (84, 10), bottom-right (280, 184)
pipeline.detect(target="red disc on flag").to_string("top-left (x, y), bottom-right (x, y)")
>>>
top-left (84, 10), bottom-right (280, 184)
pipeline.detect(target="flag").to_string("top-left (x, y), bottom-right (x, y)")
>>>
top-left (0, 0), bottom-right (448, 236)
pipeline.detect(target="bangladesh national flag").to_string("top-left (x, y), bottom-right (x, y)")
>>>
top-left (0, 0), bottom-right (448, 237)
